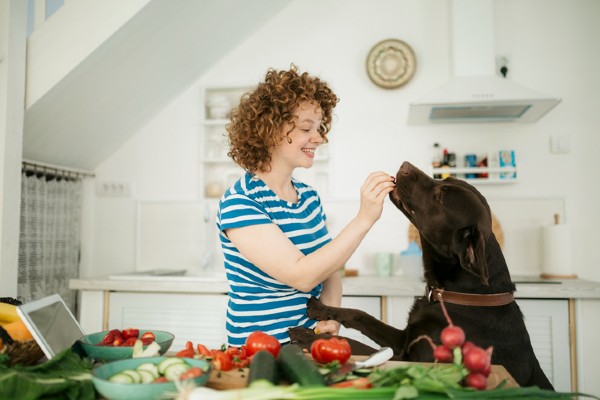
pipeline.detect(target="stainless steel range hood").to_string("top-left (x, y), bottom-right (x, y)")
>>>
top-left (408, 0), bottom-right (561, 124)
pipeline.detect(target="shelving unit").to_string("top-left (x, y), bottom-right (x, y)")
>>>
top-left (431, 166), bottom-right (518, 185)
top-left (200, 85), bottom-right (332, 199)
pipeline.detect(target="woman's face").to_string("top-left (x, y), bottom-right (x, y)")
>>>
top-left (272, 101), bottom-right (324, 170)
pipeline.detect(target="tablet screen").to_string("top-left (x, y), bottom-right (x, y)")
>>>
top-left (17, 294), bottom-right (86, 359)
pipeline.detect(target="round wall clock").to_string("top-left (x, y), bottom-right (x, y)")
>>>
top-left (366, 39), bottom-right (416, 89)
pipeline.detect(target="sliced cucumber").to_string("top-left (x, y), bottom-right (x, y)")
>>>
top-left (137, 369), bottom-right (155, 383)
top-left (121, 369), bottom-right (142, 384)
top-left (158, 357), bottom-right (185, 375)
top-left (136, 362), bottom-right (160, 378)
top-left (164, 363), bottom-right (190, 381)
top-left (109, 372), bottom-right (134, 384)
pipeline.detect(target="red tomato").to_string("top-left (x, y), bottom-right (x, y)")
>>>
top-left (196, 343), bottom-right (211, 357)
top-left (179, 367), bottom-right (204, 380)
top-left (175, 348), bottom-right (195, 358)
top-left (121, 337), bottom-right (138, 347)
top-left (212, 351), bottom-right (233, 371)
top-left (98, 329), bottom-right (122, 346)
top-left (140, 331), bottom-right (156, 345)
top-left (330, 377), bottom-right (372, 389)
top-left (310, 337), bottom-right (351, 364)
top-left (153, 376), bottom-right (168, 383)
top-left (121, 328), bottom-right (140, 340)
top-left (245, 331), bottom-right (281, 358)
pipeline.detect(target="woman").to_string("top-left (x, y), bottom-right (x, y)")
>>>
top-left (217, 66), bottom-right (395, 346)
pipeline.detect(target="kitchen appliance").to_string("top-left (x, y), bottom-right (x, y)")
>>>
top-left (408, 0), bottom-right (561, 124)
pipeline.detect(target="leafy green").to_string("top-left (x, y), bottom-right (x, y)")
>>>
top-left (0, 349), bottom-right (95, 400)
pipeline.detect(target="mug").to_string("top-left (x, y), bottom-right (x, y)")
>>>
top-left (375, 253), bottom-right (394, 276)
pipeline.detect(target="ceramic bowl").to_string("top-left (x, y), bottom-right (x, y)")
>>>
top-left (78, 329), bottom-right (174, 362)
top-left (92, 356), bottom-right (211, 400)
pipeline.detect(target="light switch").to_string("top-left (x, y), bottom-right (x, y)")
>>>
top-left (550, 135), bottom-right (571, 154)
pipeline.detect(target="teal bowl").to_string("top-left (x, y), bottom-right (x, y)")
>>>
top-left (79, 329), bottom-right (174, 362)
top-left (92, 356), bottom-right (211, 400)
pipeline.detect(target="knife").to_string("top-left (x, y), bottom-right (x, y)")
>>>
top-left (330, 346), bottom-right (394, 379)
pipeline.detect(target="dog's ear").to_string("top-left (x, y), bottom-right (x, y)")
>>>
top-left (456, 227), bottom-right (489, 285)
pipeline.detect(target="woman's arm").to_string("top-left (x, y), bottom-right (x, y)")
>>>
top-left (314, 269), bottom-right (342, 335)
top-left (225, 172), bottom-right (395, 292)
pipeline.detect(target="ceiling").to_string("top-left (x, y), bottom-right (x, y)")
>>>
top-left (22, 0), bottom-right (291, 170)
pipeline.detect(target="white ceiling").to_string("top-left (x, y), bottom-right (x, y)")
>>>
top-left (22, 0), bottom-right (291, 170)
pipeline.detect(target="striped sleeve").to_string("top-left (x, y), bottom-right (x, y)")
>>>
top-left (218, 193), bottom-right (272, 231)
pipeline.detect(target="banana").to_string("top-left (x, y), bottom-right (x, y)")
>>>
top-left (0, 302), bottom-right (20, 325)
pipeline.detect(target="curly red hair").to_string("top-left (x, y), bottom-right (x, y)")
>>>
top-left (226, 65), bottom-right (339, 173)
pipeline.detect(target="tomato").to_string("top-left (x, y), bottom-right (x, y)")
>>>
top-left (154, 376), bottom-right (168, 383)
top-left (179, 367), bottom-right (204, 380)
top-left (245, 331), bottom-right (281, 358)
top-left (121, 337), bottom-right (138, 347)
top-left (140, 331), bottom-right (156, 345)
top-left (330, 377), bottom-right (372, 389)
top-left (99, 329), bottom-right (122, 346)
top-left (121, 328), bottom-right (139, 340)
top-left (175, 348), bottom-right (195, 358)
top-left (310, 337), bottom-right (351, 364)
top-left (212, 351), bottom-right (233, 371)
top-left (196, 343), bottom-right (210, 357)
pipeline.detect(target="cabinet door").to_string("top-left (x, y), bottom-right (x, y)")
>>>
top-left (109, 292), bottom-right (228, 350)
top-left (339, 296), bottom-right (381, 350)
top-left (516, 299), bottom-right (570, 392)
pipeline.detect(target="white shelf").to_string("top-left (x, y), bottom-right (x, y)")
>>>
top-left (431, 166), bottom-right (518, 185)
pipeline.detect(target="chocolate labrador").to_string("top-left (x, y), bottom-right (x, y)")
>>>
top-left (289, 161), bottom-right (553, 390)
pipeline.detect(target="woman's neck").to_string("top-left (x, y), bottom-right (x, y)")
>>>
top-left (255, 169), bottom-right (297, 203)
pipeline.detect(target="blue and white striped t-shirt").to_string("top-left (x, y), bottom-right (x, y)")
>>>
top-left (216, 172), bottom-right (332, 346)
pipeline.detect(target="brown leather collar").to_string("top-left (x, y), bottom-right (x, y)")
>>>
top-left (426, 286), bottom-right (515, 307)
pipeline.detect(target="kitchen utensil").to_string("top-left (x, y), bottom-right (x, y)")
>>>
top-left (328, 346), bottom-right (394, 382)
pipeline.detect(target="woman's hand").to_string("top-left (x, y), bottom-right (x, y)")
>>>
top-left (356, 171), bottom-right (396, 228)
top-left (314, 320), bottom-right (341, 336)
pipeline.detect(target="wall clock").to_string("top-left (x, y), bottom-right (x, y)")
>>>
top-left (366, 39), bottom-right (416, 89)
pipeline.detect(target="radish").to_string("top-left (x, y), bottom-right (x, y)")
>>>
top-left (440, 325), bottom-right (465, 349)
top-left (463, 346), bottom-right (491, 373)
top-left (465, 371), bottom-right (488, 390)
top-left (433, 345), bottom-right (453, 362)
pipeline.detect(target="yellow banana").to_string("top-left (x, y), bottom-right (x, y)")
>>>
top-left (0, 302), bottom-right (20, 325)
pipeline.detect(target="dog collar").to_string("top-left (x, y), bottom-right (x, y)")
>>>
top-left (426, 286), bottom-right (515, 307)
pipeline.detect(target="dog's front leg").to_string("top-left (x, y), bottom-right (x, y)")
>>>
top-left (307, 297), bottom-right (405, 354)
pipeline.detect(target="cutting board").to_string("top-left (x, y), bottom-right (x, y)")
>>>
top-left (206, 356), bottom-right (519, 390)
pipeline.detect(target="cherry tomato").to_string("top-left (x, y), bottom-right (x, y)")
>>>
top-left (121, 337), bottom-right (138, 347)
top-left (212, 351), bottom-right (233, 371)
top-left (99, 329), bottom-right (122, 346)
top-left (310, 337), bottom-right (351, 364)
top-left (245, 331), bottom-right (281, 358)
top-left (154, 376), bottom-right (168, 383)
top-left (179, 367), bottom-right (205, 380)
top-left (140, 331), bottom-right (156, 345)
top-left (330, 377), bottom-right (372, 389)
top-left (121, 328), bottom-right (140, 340)
top-left (175, 348), bottom-right (196, 358)
top-left (196, 343), bottom-right (211, 357)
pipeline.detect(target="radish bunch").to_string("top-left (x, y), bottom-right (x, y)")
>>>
top-left (409, 295), bottom-right (494, 391)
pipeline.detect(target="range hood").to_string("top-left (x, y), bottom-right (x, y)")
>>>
top-left (408, 0), bottom-right (561, 124)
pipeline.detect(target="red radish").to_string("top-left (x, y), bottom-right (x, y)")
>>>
top-left (433, 345), bottom-right (453, 362)
top-left (463, 346), bottom-right (491, 373)
top-left (440, 325), bottom-right (465, 349)
top-left (461, 340), bottom-right (476, 356)
top-left (465, 372), bottom-right (488, 390)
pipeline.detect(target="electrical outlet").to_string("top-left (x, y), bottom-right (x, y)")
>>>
top-left (96, 181), bottom-right (132, 197)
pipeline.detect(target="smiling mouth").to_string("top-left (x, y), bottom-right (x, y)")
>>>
top-left (302, 148), bottom-right (315, 155)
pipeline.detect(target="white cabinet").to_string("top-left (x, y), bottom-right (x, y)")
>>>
top-left (517, 298), bottom-right (571, 392)
top-left (108, 292), bottom-right (229, 350)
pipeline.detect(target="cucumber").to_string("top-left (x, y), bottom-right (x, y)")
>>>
top-left (136, 362), bottom-right (160, 378)
top-left (164, 362), bottom-right (190, 381)
top-left (247, 350), bottom-right (279, 385)
top-left (158, 357), bottom-right (185, 375)
top-left (121, 369), bottom-right (142, 383)
top-left (277, 344), bottom-right (325, 387)
top-left (137, 369), bottom-right (155, 383)
top-left (109, 372), bottom-right (134, 384)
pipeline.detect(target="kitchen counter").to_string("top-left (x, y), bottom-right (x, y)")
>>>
top-left (69, 274), bottom-right (600, 299)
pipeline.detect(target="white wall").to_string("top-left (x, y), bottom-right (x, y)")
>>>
top-left (89, 1), bottom-right (600, 392)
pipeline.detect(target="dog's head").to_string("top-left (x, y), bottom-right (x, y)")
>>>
top-left (390, 161), bottom-right (493, 285)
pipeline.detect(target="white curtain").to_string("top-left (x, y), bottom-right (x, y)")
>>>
top-left (18, 172), bottom-right (83, 312)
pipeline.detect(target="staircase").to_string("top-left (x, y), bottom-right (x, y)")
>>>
top-left (23, 0), bottom-right (291, 170)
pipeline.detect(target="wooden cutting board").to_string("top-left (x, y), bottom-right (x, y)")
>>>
top-left (206, 357), bottom-right (519, 390)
